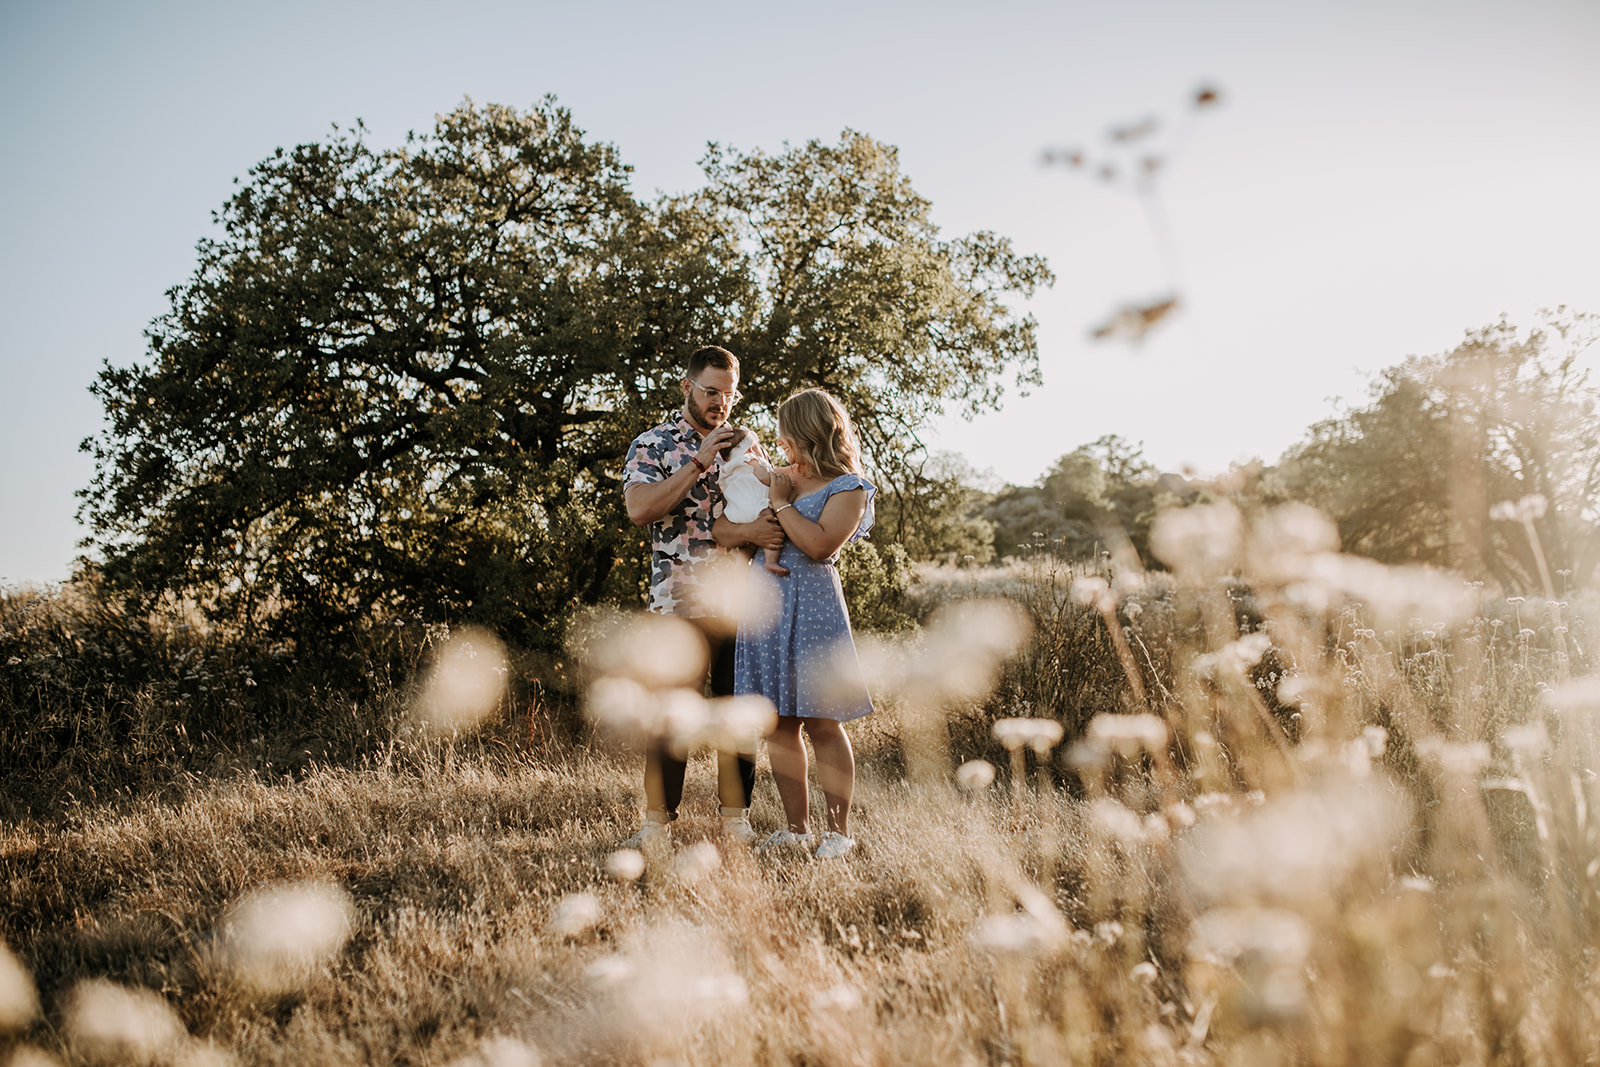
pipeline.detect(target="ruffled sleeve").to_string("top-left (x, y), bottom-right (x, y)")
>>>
top-left (826, 474), bottom-right (876, 542)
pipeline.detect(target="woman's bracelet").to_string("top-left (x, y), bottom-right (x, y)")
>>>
top-left (772, 502), bottom-right (795, 517)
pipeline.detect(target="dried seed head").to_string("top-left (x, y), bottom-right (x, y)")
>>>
top-left (549, 893), bottom-right (602, 939)
top-left (411, 627), bottom-right (509, 736)
top-left (221, 881), bottom-right (356, 996)
top-left (0, 940), bottom-right (39, 1032)
top-left (955, 760), bottom-right (997, 792)
top-left (64, 979), bottom-right (186, 1065)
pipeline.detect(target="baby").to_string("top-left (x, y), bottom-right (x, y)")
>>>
top-left (718, 427), bottom-right (788, 576)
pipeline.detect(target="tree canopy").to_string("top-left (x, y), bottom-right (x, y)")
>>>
top-left (1269, 311), bottom-right (1600, 592)
top-left (79, 99), bottom-right (1051, 646)
top-left (982, 436), bottom-right (1177, 562)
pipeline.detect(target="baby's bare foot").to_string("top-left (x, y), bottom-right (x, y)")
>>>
top-left (764, 561), bottom-right (790, 576)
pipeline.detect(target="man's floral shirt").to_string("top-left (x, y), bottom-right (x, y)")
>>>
top-left (623, 415), bottom-right (730, 617)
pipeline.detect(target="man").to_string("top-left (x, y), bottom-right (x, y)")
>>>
top-left (620, 345), bottom-right (784, 846)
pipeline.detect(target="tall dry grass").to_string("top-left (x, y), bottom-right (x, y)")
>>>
top-left (4, 499), bottom-right (1600, 1065)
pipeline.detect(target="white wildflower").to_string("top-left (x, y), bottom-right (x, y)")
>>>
top-left (1250, 503), bottom-right (1339, 582)
top-left (605, 850), bottom-right (646, 882)
top-left (992, 717), bottom-right (1064, 754)
top-left (672, 842), bottom-right (721, 884)
top-left (549, 893), bottom-right (601, 938)
top-left (1489, 494), bottom-right (1547, 522)
top-left (411, 627), bottom-right (509, 736)
top-left (64, 979), bottom-right (186, 1064)
top-left (0, 939), bottom-right (40, 1030)
top-left (1150, 502), bottom-right (1243, 579)
top-left (1543, 676), bottom-right (1600, 714)
top-left (221, 881), bottom-right (355, 996)
top-left (955, 760), bottom-right (996, 792)
top-left (810, 984), bottom-right (862, 1011)
top-left (1180, 783), bottom-right (1406, 905)
top-left (971, 885), bottom-right (1069, 955)
top-left (1091, 798), bottom-right (1150, 845)
top-left (1086, 713), bottom-right (1168, 757)
top-left (568, 609), bottom-right (708, 691)
top-left (444, 1036), bottom-right (542, 1067)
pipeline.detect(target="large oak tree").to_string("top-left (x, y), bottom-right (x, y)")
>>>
top-left (80, 99), bottom-right (1050, 646)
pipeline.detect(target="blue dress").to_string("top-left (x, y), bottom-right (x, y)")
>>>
top-left (734, 474), bottom-right (876, 722)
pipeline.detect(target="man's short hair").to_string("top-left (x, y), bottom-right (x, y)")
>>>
top-left (686, 345), bottom-right (739, 380)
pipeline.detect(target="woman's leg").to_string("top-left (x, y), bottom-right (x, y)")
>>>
top-left (766, 716), bottom-right (811, 833)
top-left (803, 718), bottom-right (855, 836)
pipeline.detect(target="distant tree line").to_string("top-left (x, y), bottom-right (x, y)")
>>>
top-left (914, 311), bottom-right (1600, 593)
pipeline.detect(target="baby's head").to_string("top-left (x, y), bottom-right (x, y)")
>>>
top-left (719, 426), bottom-right (754, 461)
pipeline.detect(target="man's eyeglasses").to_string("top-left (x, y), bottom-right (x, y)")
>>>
top-left (688, 378), bottom-right (743, 406)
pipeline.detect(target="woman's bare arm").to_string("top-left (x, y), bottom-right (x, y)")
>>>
top-left (770, 486), bottom-right (867, 561)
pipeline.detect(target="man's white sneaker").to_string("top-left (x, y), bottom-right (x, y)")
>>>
top-left (757, 829), bottom-right (814, 855)
top-left (814, 831), bottom-right (856, 860)
top-left (620, 820), bottom-right (670, 849)
top-left (722, 813), bottom-right (758, 845)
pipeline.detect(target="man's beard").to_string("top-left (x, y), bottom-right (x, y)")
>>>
top-left (686, 391), bottom-right (726, 432)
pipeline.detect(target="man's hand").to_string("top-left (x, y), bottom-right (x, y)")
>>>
top-left (748, 510), bottom-right (785, 551)
top-left (714, 511), bottom-right (784, 552)
top-left (695, 425), bottom-right (739, 469)
top-left (625, 425), bottom-right (740, 527)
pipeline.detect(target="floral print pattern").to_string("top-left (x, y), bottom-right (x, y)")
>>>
top-left (623, 415), bottom-right (730, 617)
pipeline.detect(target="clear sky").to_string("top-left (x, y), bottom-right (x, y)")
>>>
top-left (2, 0), bottom-right (1597, 585)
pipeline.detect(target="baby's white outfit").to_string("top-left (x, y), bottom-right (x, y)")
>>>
top-left (719, 433), bottom-right (769, 523)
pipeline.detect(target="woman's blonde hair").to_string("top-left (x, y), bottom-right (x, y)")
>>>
top-left (777, 389), bottom-right (862, 480)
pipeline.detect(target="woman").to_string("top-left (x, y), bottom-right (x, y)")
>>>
top-left (730, 388), bottom-right (876, 860)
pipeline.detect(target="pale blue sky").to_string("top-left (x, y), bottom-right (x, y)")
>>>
top-left (3, 0), bottom-right (1598, 584)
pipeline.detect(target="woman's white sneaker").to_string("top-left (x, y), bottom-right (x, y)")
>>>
top-left (757, 829), bottom-right (814, 855)
top-left (814, 831), bottom-right (856, 859)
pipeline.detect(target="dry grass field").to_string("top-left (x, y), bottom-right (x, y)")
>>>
top-left (4, 501), bottom-right (1600, 1065)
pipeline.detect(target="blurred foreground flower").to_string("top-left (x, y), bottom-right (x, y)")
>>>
top-left (1180, 783), bottom-right (1406, 906)
top-left (569, 609), bottom-right (708, 691)
top-left (673, 841), bottom-right (722, 884)
top-left (1150, 502), bottom-right (1243, 580)
top-left (1190, 906), bottom-right (1312, 1023)
top-left (586, 679), bottom-right (776, 754)
top-left (855, 598), bottom-right (1031, 707)
top-left (1090, 294), bottom-right (1180, 343)
top-left (1191, 632), bottom-right (1272, 681)
top-left (971, 885), bottom-right (1069, 956)
top-left (549, 893), bottom-right (601, 939)
top-left (1542, 675), bottom-right (1600, 714)
top-left (1085, 712), bottom-right (1168, 757)
top-left (221, 881), bottom-right (356, 995)
top-left (1489, 494), bottom-right (1548, 523)
top-left (992, 717), bottom-right (1064, 754)
top-left (411, 627), bottom-right (509, 736)
top-left (1292, 554), bottom-right (1474, 630)
top-left (444, 1035), bottom-right (541, 1067)
top-left (584, 923), bottom-right (748, 1048)
top-left (811, 984), bottom-right (863, 1011)
top-left (1249, 503), bottom-right (1339, 583)
top-left (605, 849), bottom-right (646, 882)
top-left (0, 939), bottom-right (40, 1031)
top-left (64, 979), bottom-right (186, 1065)
top-left (852, 599), bottom-right (1030, 782)
top-left (955, 759), bottom-right (996, 792)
